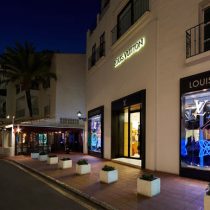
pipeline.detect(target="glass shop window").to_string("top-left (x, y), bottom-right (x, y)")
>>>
top-left (88, 114), bottom-right (102, 153)
top-left (181, 89), bottom-right (210, 170)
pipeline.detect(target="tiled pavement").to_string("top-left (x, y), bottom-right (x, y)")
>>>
top-left (8, 153), bottom-right (208, 210)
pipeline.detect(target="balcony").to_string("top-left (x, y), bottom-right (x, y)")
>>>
top-left (186, 22), bottom-right (210, 58)
top-left (88, 43), bottom-right (106, 69)
top-left (111, 0), bottom-right (149, 45)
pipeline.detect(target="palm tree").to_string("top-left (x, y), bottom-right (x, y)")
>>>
top-left (0, 41), bottom-right (57, 117)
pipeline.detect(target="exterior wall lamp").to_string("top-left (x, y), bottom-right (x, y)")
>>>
top-left (77, 111), bottom-right (86, 121)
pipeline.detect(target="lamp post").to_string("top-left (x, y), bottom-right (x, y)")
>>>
top-left (77, 111), bottom-right (86, 154)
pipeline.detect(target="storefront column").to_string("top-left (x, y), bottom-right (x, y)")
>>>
top-left (10, 125), bottom-right (15, 156)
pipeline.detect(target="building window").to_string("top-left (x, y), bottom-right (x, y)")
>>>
top-left (186, 1), bottom-right (210, 58)
top-left (32, 96), bottom-right (39, 116)
top-left (91, 44), bottom-right (96, 66)
top-left (99, 0), bottom-right (110, 20)
top-left (112, 0), bottom-right (149, 44)
top-left (101, 0), bottom-right (110, 11)
top-left (88, 106), bottom-right (104, 158)
top-left (99, 32), bottom-right (105, 57)
top-left (203, 7), bottom-right (210, 51)
top-left (118, 2), bottom-right (132, 38)
top-left (180, 71), bottom-right (210, 181)
top-left (88, 34), bottom-right (106, 70)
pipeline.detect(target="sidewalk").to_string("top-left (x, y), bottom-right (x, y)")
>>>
top-left (8, 153), bottom-right (207, 210)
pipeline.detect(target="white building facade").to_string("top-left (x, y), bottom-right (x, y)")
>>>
top-left (86, 0), bottom-right (210, 181)
top-left (0, 53), bottom-right (86, 156)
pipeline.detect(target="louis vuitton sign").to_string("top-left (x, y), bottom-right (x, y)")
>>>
top-left (114, 37), bottom-right (145, 68)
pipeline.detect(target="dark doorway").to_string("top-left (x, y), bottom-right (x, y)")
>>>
top-left (111, 90), bottom-right (146, 168)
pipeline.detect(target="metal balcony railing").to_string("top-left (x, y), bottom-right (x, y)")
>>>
top-left (111, 0), bottom-right (149, 45)
top-left (186, 22), bottom-right (210, 58)
top-left (88, 43), bottom-right (106, 69)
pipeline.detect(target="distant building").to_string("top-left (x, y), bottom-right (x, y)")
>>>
top-left (0, 54), bottom-right (85, 156)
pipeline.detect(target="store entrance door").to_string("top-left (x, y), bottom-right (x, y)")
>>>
top-left (122, 104), bottom-right (140, 158)
top-left (111, 90), bottom-right (146, 168)
top-left (129, 111), bottom-right (140, 158)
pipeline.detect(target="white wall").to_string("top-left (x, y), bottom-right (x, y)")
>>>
top-left (86, 0), bottom-right (158, 170)
top-left (86, 0), bottom-right (210, 174)
top-left (156, 0), bottom-right (210, 174)
top-left (54, 54), bottom-right (86, 121)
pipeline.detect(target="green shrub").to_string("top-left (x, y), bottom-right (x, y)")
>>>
top-left (60, 157), bottom-right (71, 161)
top-left (102, 165), bottom-right (115, 171)
top-left (77, 159), bottom-right (88, 165)
top-left (140, 173), bottom-right (156, 181)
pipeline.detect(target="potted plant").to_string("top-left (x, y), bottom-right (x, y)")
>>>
top-left (99, 165), bottom-right (118, 184)
top-left (31, 150), bottom-right (39, 159)
top-left (76, 159), bottom-right (91, 175)
top-left (38, 151), bottom-right (48, 161)
top-left (204, 183), bottom-right (210, 210)
top-left (58, 157), bottom-right (72, 169)
top-left (47, 154), bottom-right (58, 164)
top-left (137, 173), bottom-right (160, 197)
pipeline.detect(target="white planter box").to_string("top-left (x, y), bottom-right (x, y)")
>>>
top-left (204, 195), bottom-right (210, 210)
top-left (76, 164), bottom-right (91, 175)
top-left (99, 170), bottom-right (118, 184)
top-left (31, 152), bottom-right (39, 159)
top-left (58, 159), bottom-right (72, 169)
top-left (39, 154), bottom-right (48, 161)
top-left (47, 156), bottom-right (58, 164)
top-left (137, 177), bottom-right (160, 197)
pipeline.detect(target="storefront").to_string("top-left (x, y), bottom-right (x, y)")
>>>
top-left (111, 90), bottom-right (146, 168)
top-left (88, 106), bottom-right (104, 158)
top-left (180, 70), bottom-right (210, 181)
top-left (14, 126), bottom-right (83, 155)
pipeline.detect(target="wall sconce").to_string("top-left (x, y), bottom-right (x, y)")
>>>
top-left (77, 111), bottom-right (86, 121)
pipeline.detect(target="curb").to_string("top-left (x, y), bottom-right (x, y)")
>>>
top-left (8, 159), bottom-right (118, 210)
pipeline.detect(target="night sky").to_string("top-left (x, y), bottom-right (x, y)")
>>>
top-left (0, 0), bottom-right (100, 54)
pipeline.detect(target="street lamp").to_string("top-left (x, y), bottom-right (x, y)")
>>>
top-left (77, 111), bottom-right (86, 121)
top-left (6, 115), bottom-right (15, 124)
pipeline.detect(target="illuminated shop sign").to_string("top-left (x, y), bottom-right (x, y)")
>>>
top-left (114, 37), bottom-right (145, 68)
top-left (189, 77), bottom-right (210, 89)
